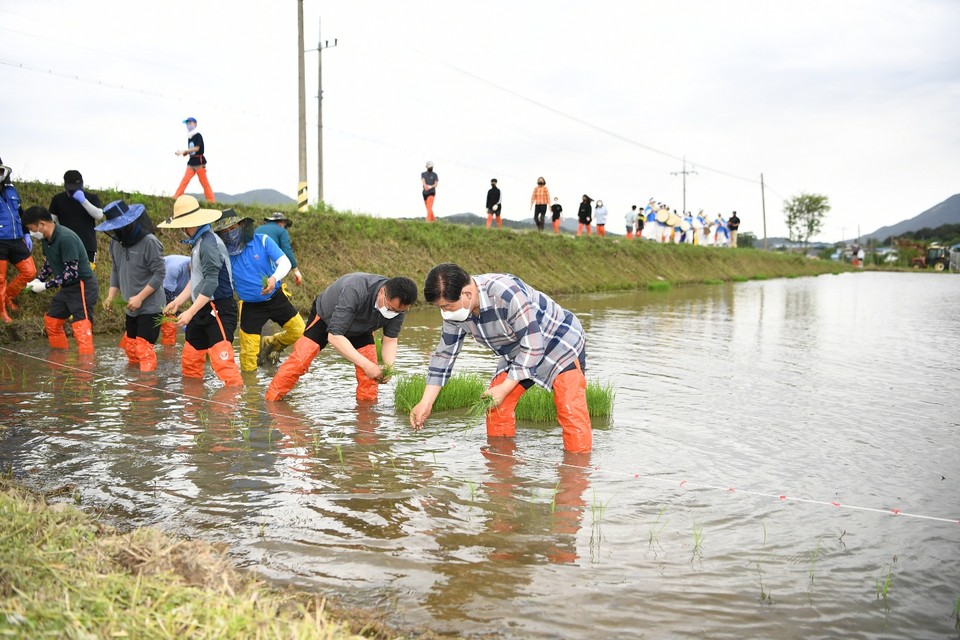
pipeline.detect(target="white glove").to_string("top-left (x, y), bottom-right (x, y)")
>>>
top-left (28, 279), bottom-right (47, 293)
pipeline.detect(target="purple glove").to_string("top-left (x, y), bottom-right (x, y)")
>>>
top-left (72, 189), bottom-right (86, 204)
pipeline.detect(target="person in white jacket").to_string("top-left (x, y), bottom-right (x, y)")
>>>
top-left (594, 200), bottom-right (608, 237)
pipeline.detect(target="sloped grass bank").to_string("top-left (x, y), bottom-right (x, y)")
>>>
top-left (2, 180), bottom-right (846, 341)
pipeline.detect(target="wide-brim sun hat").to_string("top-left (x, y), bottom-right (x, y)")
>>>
top-left (158, 195), bottom-right (222, 228)
top-left (95, 200), bottom-right (146, 232)
top-left (212, 209), bottom-right (254, 233)
top-left (263, 211), bottom-right (293, 228)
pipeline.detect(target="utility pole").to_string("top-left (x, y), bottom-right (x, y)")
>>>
top-left (671, 156), bottom-right (697, 213)
top-left (296, 0), bottom-right (308, 212)
top-left (760, 173), bottom-right (768, 250)
top-left (312, 19), bottom-right (337, 205)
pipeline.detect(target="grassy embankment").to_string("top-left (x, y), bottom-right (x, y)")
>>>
top-left (1, 180), bottom-right (847, 342)
top-left (0, 478), bottom-right (444, 639)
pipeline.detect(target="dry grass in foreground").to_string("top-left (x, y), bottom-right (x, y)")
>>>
top-left (0, 478), bottom-right (449, 639)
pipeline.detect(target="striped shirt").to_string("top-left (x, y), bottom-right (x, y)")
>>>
top-left (426, 274), bottom-right (586, 390)
top-left (530, 185), bottom-right (551, 206)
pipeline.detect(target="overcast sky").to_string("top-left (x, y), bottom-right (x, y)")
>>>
top-left (3, 0), bottom-right (958, 241)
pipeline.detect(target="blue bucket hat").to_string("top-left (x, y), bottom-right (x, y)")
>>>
top-left (95, 200), bottom-right (146, 232)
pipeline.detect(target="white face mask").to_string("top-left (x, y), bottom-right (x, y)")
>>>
top-left (377, 290), bottom-right (400, 319)
top-left (440, 295), bottom-right (470, 322)
top-left (378, 304), bottom-right (399, 320)
top-left (30, 230), bottom-right (44, 240)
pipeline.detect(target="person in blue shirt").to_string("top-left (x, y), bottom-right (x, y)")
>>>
top-left (0, 161), bottom-right (37, 322)
top-left (213, 212), bottom-right (304, 371)
top-left (159, 254), bottom-right (191, 346)
top-left (255, 212), bottom-right (303, 285)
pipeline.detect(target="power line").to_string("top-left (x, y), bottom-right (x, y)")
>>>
top-left (406, 47), bottom-right (762, 186)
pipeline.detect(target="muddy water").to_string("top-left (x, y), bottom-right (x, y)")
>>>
top-left (1, 272), bottom-right (958, 639)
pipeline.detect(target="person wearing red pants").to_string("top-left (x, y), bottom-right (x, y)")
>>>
top-left (159, 196), bottom-right (241, 386)
top-left (172, 117), bottom-right (215, 203)
top-left (97, 200), bottom-right (166, 372)
top-left (21, 206), bottom-right (98, 354)
top-left (265, 273), bottom-right (418, 402)
top-left (0, 162), bottom-right (37, 321)
top-left (409, 263), bottom-right (592, 453)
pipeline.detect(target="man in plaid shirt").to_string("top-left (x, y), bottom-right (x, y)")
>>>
top-left (409, 263), bottom-right (592, 453)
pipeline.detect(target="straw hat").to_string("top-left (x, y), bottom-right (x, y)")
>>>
top-left (158, 195), bottom-right (222, 228)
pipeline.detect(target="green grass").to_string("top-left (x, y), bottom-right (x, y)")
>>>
top-left (750, 274), bottom-right (769, 280)
top-left (1, 179), bottom-right (848, 342)
top-left (730, 275), bottom-right (749, 282)
top-left (646, 280), bottom-right (671, 292)
top-left (703, 278), bottom-right (724, 285)
top-left (875, 564), bottom-right (893, 600)
top-left (394, 373), bottom-right (614, 421)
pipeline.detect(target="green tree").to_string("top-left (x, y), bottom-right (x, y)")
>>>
top-left (738, 231), bottom-right (757, 248)
top-left (784, 193), bottom-right (830, 247)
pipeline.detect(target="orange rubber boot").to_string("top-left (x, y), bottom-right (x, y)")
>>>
top-left (354, 343), bottom-right (379, 402)
top-left (72, 319), bottom-right (94, 355)
top-left (6, 257), bottom-right (36, 307)
top-left (135, 337), bottom-right (157, 372)
top-left (181, 342), bottom-right (207, 379)
top-left (485, 371), bottom-right (528, 438)
top-left (552, 366), bottom-right (592, 453)
top-left (208, 340), bottom-right (242, 386)
top-left (160, 320), bottom-right (177, 346)
top-left (0, 261), bottom-right (10, 323)
top-left (44, 315), bottom-right (69, 349)
top-left (265, 337), bottom-right (320, 401)
top-left (119, 335), bottom-right (139, 365)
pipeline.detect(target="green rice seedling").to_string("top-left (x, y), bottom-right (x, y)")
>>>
top-left (467, 393), bottom-right (497, 417)
top-left (378, 363), bottom-right (396, 381)
top-left (550, 481), bottom-right (560, 513)
top-left (731, 275), bottom-right (749, 282)
top-left (153, 314), bottom-right (177, 328)
top-left (875, 564), bottom-right (893, 600)
top-left (261, 275), bottom-right (269, 288)
top-left (467, 479), bottom-right (477, 501)
top-left (808, 537), bottom-right (822, 588)
top-left (703, 278), bottom-right (724, 285)
top-left (111, 296), bottom-right (128, 310)
top-left (590, 489), bottom-right (611, 527)
top-left (394, 373), bottom-right (487, 413)
top-left (953, 593), bottom-right (959, 629)
top-left (760, 521), bottom-right (767, 549)
top-left (647, 280), bottom-right (671, 292)
top-left (334, 444), bottom-right (344, 465)
top-left (258, 518), bottom-right (267, 539)
top-left (311, 433), bottom-right (322, 455)
top-left (691, 518), bottom-right (704, 556)
top-left (648, 507), bottom-right (668, 548)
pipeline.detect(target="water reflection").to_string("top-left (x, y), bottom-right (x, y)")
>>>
top-left (1, 273), bottom-right (959, 638)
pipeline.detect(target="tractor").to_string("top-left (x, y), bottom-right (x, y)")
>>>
top-left (911, 243), bottom-right (950, 271)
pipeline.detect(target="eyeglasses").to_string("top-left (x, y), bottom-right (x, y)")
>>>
top-left (379, 290), bottom-right (407, 314)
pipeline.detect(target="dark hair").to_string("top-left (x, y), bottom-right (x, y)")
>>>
top-left (22, 206), bottom-right (53, 226)
top-left (384, 276), bottom-right (418, 306)
top-left (423, 263), bottom-right (470, 304)
top-left (537, 177), bottom-right (545, 185)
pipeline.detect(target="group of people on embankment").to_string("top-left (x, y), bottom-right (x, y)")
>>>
top-left (3, 158), bottom-right (593, 454)
top-left (421, 163), bottom-right (741, 245)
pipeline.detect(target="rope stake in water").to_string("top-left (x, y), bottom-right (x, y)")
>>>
top-left (2, 344), bottom-right (957, 526)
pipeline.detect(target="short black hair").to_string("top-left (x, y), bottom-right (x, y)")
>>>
top-left (21, 206), bottom-right (53, 226)
top-left (384, 276), bottom-right (418, 306)
top-left (423, 263), bottom-right (470, 304)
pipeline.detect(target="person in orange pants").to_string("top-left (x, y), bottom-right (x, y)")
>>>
top-left (159, 196), bottom-right (241, 386)
top-left (172, 117), bottom-right (215, 203)
top-left (21, 207), bottom-right (98, 354)
top-left (160, 255), bottom-right (191, 346)
top-left (550, 197), bottom-right (563, 234)
top-left (0, 162), bottom-right (37, 322)
top-left (485, 178), bottom-right (502, 229)
top-left (97, 200), bottom-right (166, 372)
top-left (576, 194), bottom-right (593, 237)
top-left (409, 263), bottom-right (592, 453)
top-left (265, 273), bottom-right (418, 402)
top-left (421, 161), bottom-right (438, 222)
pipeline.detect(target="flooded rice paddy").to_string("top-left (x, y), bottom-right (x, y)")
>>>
top-left (1, 271), bottom-right (958, 638)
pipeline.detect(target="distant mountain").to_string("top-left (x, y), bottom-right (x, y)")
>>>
top-left (189, 189), bottom-right (295, 206)
top-left (864, 194), bottom-right (960, 241)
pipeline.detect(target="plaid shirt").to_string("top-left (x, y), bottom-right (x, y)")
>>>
top-left (426, 274), bottom-right (585, 390)
top-left (530, 185), bottom-right (551, 206)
